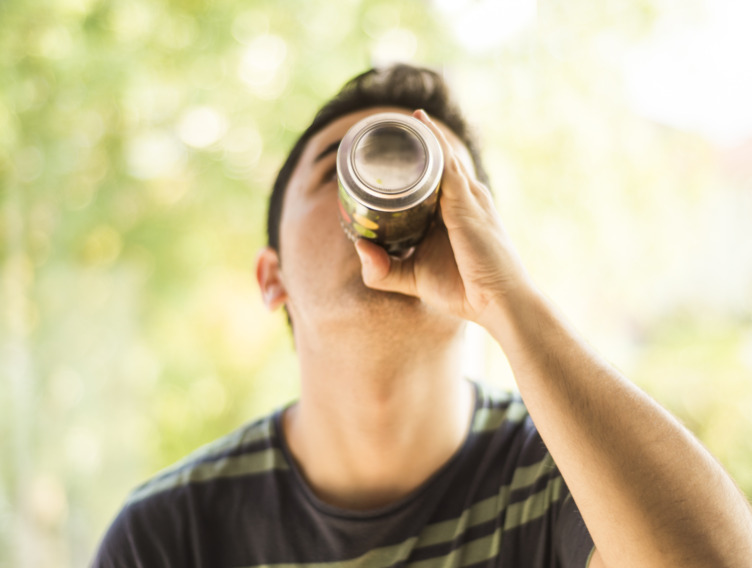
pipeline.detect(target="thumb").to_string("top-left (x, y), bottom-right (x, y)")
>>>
top-left (354, 239), bottom-right (417, 297)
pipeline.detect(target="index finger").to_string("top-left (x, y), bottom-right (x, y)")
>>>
top-left (413, 109), bottom-right (491, 203)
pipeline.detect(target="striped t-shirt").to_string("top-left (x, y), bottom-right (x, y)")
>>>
top-left (92, 382), bottom-right (595, 567)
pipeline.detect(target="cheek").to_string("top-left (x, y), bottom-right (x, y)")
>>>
top-left (279, 197), bottom-right (350, 262)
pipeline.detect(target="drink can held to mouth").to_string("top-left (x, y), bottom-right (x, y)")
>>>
top-left (336, 112), bottom-right (444, 256)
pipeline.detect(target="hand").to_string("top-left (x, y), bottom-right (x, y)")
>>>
top-left (354, 109), bottom-right (533, 327)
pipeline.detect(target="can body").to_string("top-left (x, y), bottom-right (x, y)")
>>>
top-left (337, 112), bottom-right (443, 256)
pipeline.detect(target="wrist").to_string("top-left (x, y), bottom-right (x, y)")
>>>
top-left (476, 277), bottom-right (550, 352)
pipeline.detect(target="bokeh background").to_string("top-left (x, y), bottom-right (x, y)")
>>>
top-left (2, 0), bottom-right (751, 565)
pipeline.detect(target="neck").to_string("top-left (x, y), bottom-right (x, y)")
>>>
top-left (283, 321), bottom-right (475, 511)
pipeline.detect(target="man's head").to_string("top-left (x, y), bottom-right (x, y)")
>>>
top-left (257, 64), bottom-right (489, 337)
top-left (266, 64), bottom-right (489, 254)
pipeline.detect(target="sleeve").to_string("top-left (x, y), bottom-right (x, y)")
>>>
top-left (554, 489), bottom-right (596, 568)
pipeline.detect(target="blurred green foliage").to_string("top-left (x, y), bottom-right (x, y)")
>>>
top-left (1, 0), bottom-right (750, 566)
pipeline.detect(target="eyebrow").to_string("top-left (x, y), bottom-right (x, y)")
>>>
top-left (314, 140), bottom-right (341, 163)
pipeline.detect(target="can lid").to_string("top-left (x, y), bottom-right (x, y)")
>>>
top-left (353, 124), bottom-right (427, 194)
top-left (337, 112), bottom-right (443, 212)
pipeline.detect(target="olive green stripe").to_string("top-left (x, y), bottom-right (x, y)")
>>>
top-left (503, 476), bottom-right (563, 530)
top-left (472, 400), bottom-right (528, 433)
top-left (585, 546), bottom-right (597, 567)
top-left (127, 447), bottom-right (288, 505)
top-left (562, 491), bottom-right (573, 507)
top-left (475, 383), bottom-right (513, 405)
top-left (409, 531), bottom-right (501, 568)
top-left (245, 538), bottom-right (419, 568)
top-left (511, 452), bottom-right (556, 489)
top-left (241, 532), bottom-right (500, 568)
top-left (185, 418), bottom-right (275, 465)
top-left (416, 494), bottom-right (497, 547)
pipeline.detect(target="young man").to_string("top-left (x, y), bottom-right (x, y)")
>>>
top-left (93, 65), bottom-right (752, 567)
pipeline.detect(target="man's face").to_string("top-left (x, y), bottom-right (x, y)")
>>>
top-left (265, 106), bottom-right (475, 339)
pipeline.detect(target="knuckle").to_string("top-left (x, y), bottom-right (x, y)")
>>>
top-left (447, 156), bottom-right (462, 174)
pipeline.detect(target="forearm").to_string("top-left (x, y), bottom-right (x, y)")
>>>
top-left (482, 284), bottom-right (752, 567)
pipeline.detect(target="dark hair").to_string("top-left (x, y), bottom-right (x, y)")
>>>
top-left (266, 63), bottom-right (489, 252)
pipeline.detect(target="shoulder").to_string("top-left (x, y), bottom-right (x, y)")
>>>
top-left (91, 410), bottom-right (288, 566)
top-left (125, 410), bottom-right (286, 506)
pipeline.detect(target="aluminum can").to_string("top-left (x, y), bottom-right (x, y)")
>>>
top-left (337, 112), bottom-right (444, 256)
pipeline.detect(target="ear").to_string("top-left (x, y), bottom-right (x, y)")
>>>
top-left (255, 247), bottom-right (288, 311)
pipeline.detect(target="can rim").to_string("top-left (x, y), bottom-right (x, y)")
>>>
top-left (337, 112), bottom-right (443, 212)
